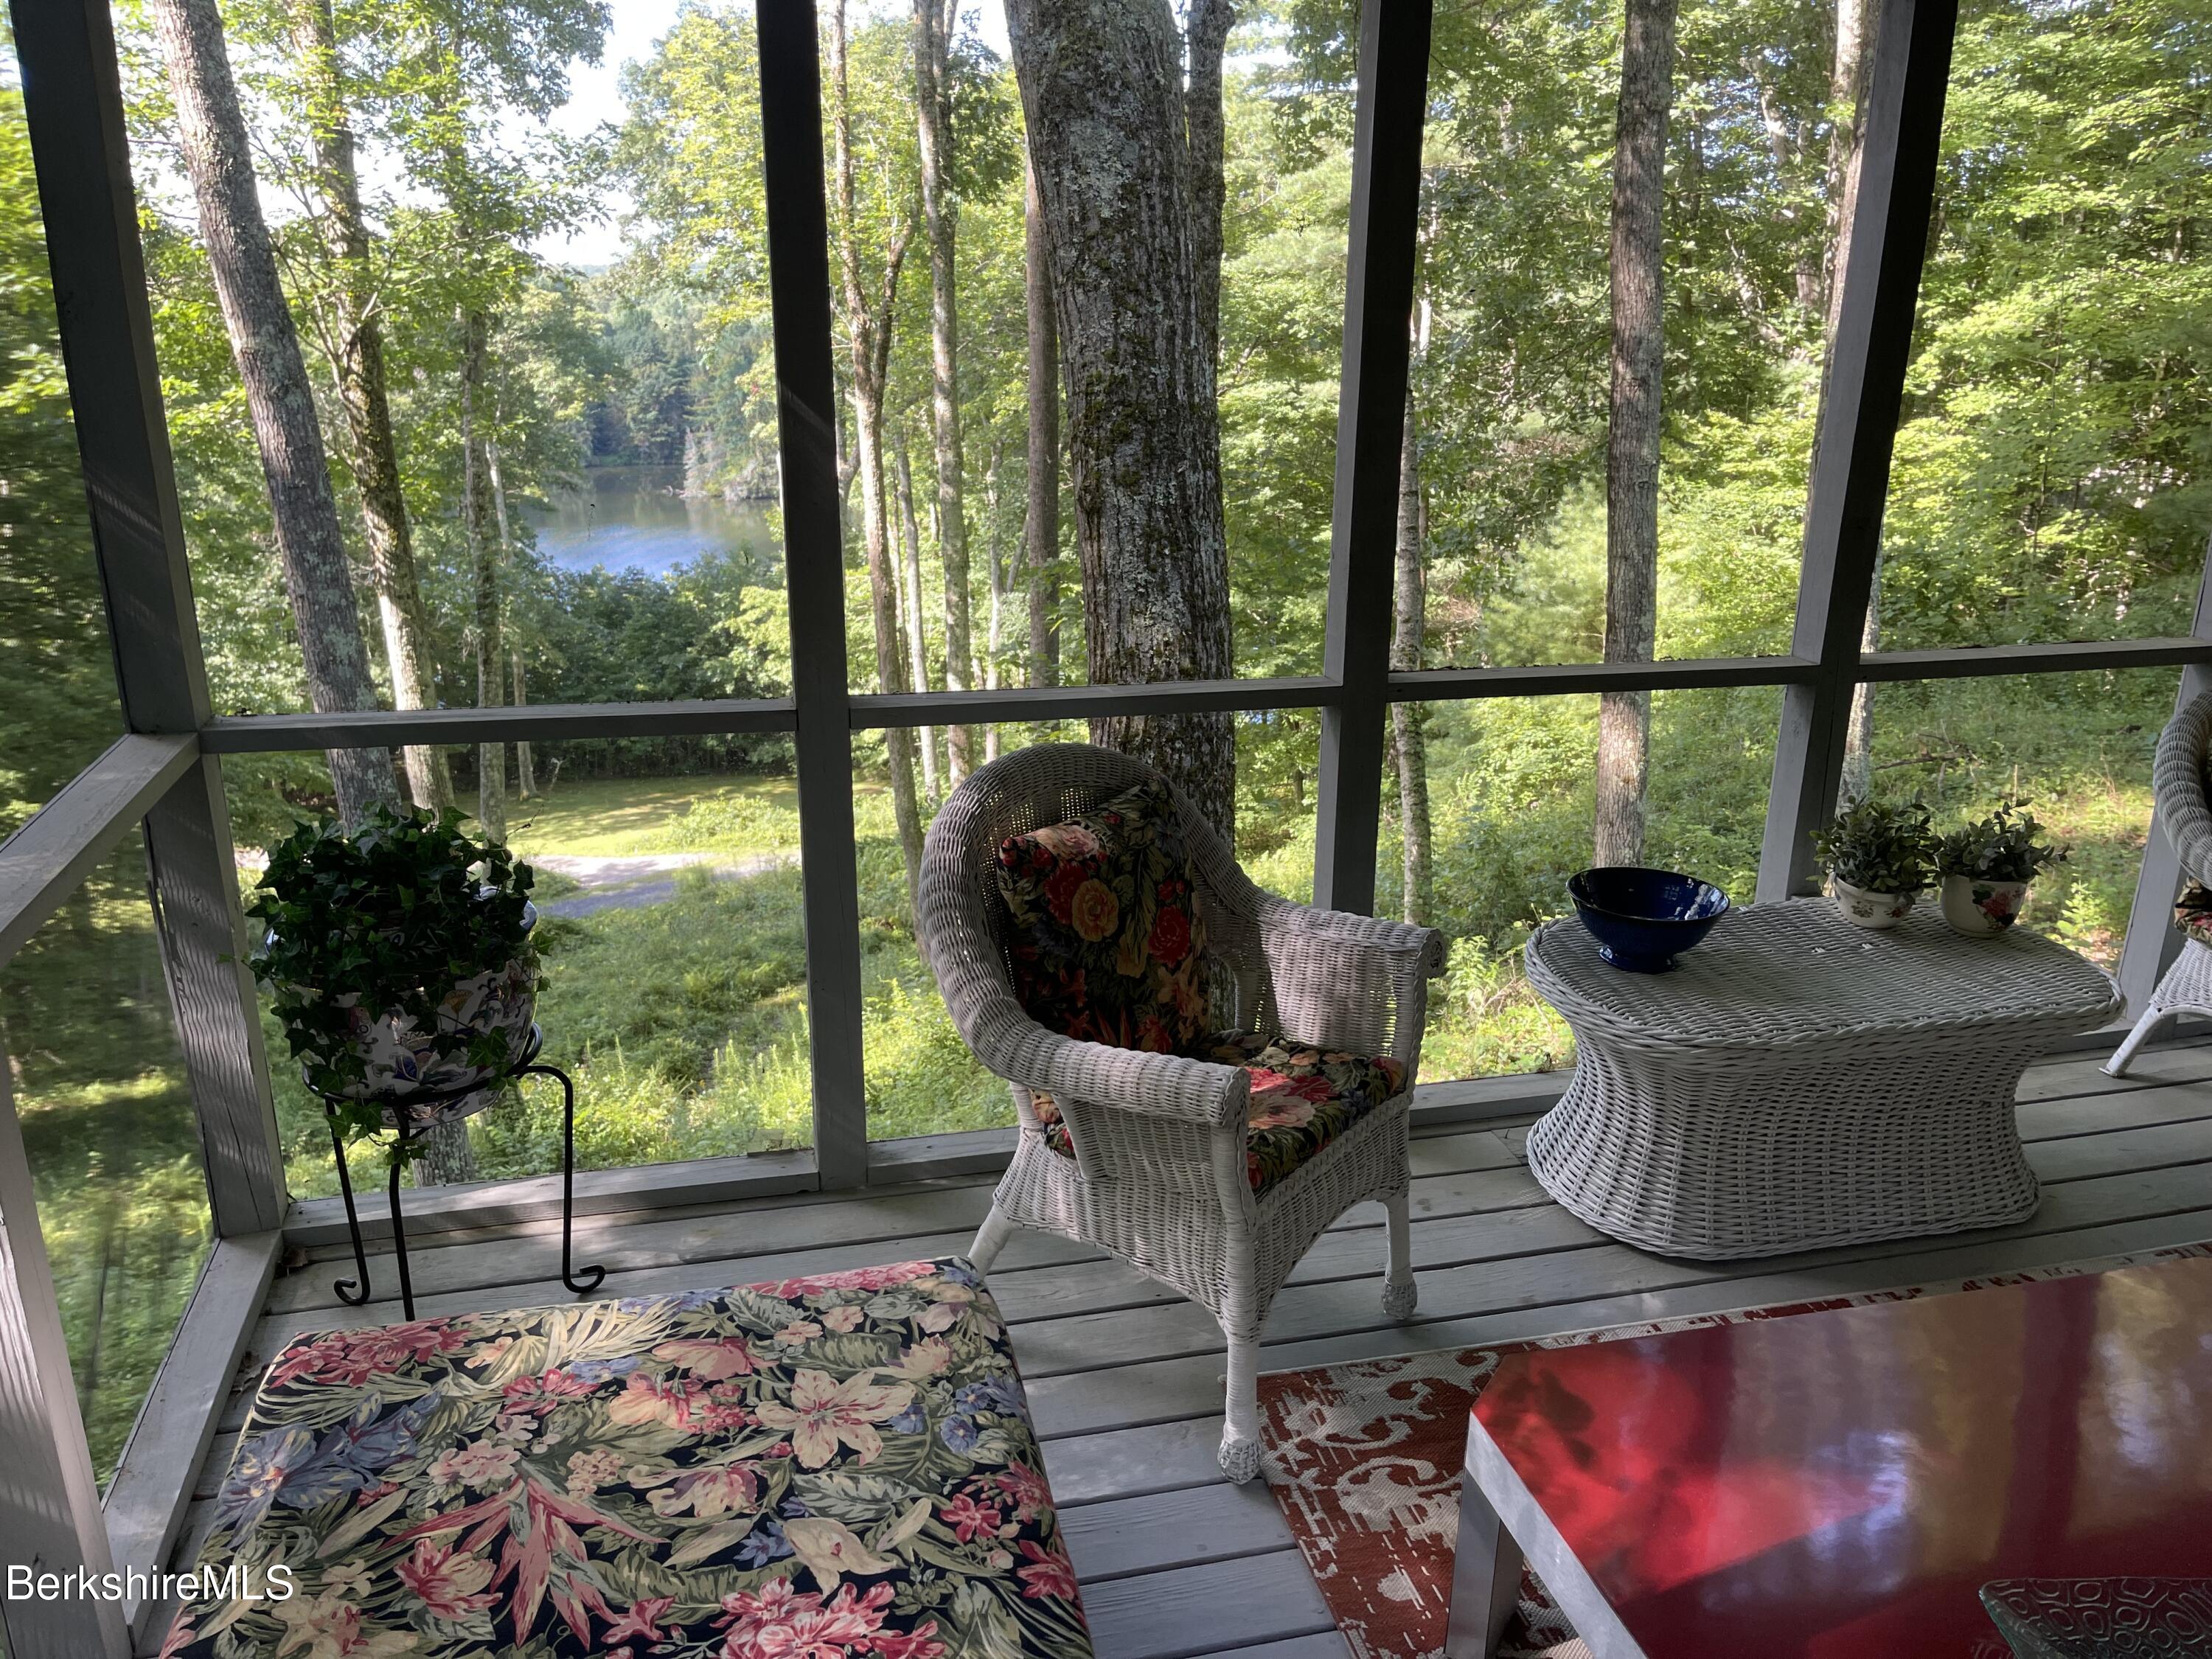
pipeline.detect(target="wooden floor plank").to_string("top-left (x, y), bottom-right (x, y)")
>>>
top-left (271, 1124), bottom-right (1540, 1317)
top-left (1061, 1481), bottom-right (1292, 1582)
top-left (2017, 1077), bottom-right (2212, 1141)
top-left (241, 1124), bottom-right (2212, 1434)
top-left (1023, 1207), bottom-right (2212, 1445)
top-left (1186, 1632), bottom-right (1356, 1659)
top-left (1004, 1156), bottom-right (2212, 1382)
top-left (265, 1074), bottom-right (2206, 1340)
top-left (2014, 1043), bottom-right (2203, 1102)
top-left (280, 1035), bottom-right (2191, 1284)
top-left (2028, 1116), bottom-right (2212, 1181)
top-left (1081, 1551), bottom-right (1335, 1659)
top-left (1039, 1419), bottom-right (1232, 1509)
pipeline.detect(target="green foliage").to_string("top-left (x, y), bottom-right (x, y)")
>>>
top-left (246, 808), bottom-right (540, 1154)
top-left (1936, 799), bottom-right (2068, 883)
top-left (1814, 799), bottom-right (1938, 894)
top-left (0, 82), bottom-right (122, 839)
top-left (647, 790), bottom-right (808, 856)
top-left (1878, 0), bottom-right (2212, 652)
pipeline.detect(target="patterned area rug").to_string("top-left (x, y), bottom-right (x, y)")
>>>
top-left (1256, 1244), bottom-right (2212, 1659)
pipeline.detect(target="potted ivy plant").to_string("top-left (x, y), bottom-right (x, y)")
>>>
top-left (247, 806), bottom-right (542, 1159)
top-left (1812, 798), bottom-right (1935, 929)
top-left (1935, 800), bottom-right (2067, 938)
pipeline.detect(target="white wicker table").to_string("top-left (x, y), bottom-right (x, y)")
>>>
top-left (1522, 900), bottom-right (2121, 1259)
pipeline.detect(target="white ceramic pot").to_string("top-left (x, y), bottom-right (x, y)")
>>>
top-left (1939, 873), bottom-right (2031, 938)
top-left (294, 903), bottom-right (539, 1127)
top-left (1831, 877), bottom-right (1915, 930)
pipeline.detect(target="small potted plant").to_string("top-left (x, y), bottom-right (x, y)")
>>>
top-left (1935, 800), bottom-right (2066, 938)
top-left (247, 806), bottom-right (542, 1159)
top-left (1813, 798), bottom-right (1935, 929)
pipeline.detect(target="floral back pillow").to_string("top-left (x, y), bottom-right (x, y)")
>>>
top-left (993, 778), bottom-right (1214, 1054)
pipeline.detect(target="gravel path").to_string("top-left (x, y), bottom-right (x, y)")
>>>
top-left (532, 851), bottom-right (796, 917)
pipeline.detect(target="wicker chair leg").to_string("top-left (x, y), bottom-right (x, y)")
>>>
top-left (2106, 1005), bottom-right (2171, 1077)
top-left (1380, 1187), bottom-right (1416, 1319)
top-left (1219, 1332), bottom-right (1263, 1484)
top-left (967, 1203), bottom-right (1018, 1275)
top-left (2105, 938), bottom-right (2212, 1077)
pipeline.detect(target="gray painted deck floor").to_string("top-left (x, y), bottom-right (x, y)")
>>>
top-left (156, 1039), bottom-right (2212, 1658)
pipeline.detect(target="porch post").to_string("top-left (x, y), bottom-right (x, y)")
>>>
top-left (0, 1061), bottom-right (131, 1659)
top-left (1756, 0), bottom-right (1958, 902)
top-left (9, 0), bottom-right (287, 1231)
top-left (2114, 535), bottom-right (2212, 1021)
top-left (1311, 0), bottom-right (1434, 915)
top-left (757, 0), bottom-right (870, 1187)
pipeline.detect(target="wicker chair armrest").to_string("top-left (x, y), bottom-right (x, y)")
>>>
top-left (2157, 690), bottom-right (2212, 884)
top-left (1253, 893), bottom-right (1446, 1062)
top-left (964, 998), bottom-right (1251, 1131)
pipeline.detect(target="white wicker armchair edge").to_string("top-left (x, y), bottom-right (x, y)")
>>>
top-left (2109, 690), bottom-right (2212, 1077)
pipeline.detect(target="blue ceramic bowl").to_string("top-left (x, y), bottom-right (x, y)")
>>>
top-left (1567, 866), bottom-right (1731, 973)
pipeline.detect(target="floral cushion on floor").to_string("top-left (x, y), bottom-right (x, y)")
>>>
top-left (161, 1259), bottom-right (1091, 1659)
top-left (994, 778), bottom-right (1216, 1056)
top-left (1034, 1032), bottom-right (1408, 1196)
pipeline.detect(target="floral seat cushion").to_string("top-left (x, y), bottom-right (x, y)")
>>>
top-left (162, 1258), bottom-right (1091, 1659)
top-left (994, 778), bottom-right (1215, 1055)
top-left (1034, 1032), bottom-right (1408, 1196)
top-left (2177, 880), bottom-right (2212, 944)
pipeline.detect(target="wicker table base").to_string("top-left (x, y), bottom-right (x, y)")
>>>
top-left (1523, 902), bottom-right (2121, 1260)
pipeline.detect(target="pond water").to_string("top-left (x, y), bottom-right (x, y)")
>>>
top-left (528, 465), bottom-right (776, 578)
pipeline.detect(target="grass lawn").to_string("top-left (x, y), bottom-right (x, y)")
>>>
top-left (505, 771), bottom-right (799, 859)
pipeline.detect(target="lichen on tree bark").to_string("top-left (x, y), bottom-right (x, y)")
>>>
top-left (1004, 0), bottom-right (1239, 842)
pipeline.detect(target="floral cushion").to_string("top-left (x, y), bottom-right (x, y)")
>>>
top-left (2177, 880), bottom-right (2212, 944)
top-left (1034, 1032), bottom-right (1408, 1197)
top-left (994, 779), bottom-right (1214, 1056)
top-left (161, 1259), bottom-right (1091, 1659)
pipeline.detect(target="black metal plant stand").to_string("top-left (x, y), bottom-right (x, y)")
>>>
top-left (315, 1023), bottom-right (604, 1321)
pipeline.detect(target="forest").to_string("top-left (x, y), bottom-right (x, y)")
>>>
top-left (2, 0), bottom-right (2207, 1480)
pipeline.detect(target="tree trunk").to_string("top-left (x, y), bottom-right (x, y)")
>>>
top-left (289, 0), bottom-right (450, 814)
top-left (1390, 387), bottom-right (1433, 926)
top-left (1004, 0), bottom-right (1237, 841)
top-left (1185, 0), bottom-right (1234, 369)
top-left (894, 434), bottom-right (942, 799)
top-left (1594, 0), bottom-right (1678, 869)
top-left (488, 442), bottom-right (534, 800)
top-left (1840, 559), bottom-right (1881, 804)
top-left (1822, 0), bottom-right (1875, 328)
top-left (1747, 60), bottom-right (1821, 313)
top-left (831, 0), bottom-right (925, 922)
top-left (461, 309), bottom-right (507, 847)
top-left (512, 650), bottom-right (536, 799)
top-left (1823, 0), bottom-right (1881, 774)
top-left (151, 0), bottom-right (399, 828)
top-left (1023, 153), bottom-right (1060, 690)
top-left (982, 438), bottom-right (1004, 764)
top-left (915, 0), bottom-right (975, 784)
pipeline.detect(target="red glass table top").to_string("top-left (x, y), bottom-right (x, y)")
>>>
top-left (1470, 1256), bottom-right (2212, 1658)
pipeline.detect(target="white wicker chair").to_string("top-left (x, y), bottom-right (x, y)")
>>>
top-left (917, 743), bottom-right (1446, 1481)
top-left (2107, 690), bottom-right (2212, 1077)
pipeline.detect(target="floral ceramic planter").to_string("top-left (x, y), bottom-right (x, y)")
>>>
top-left (1940, 873), bottom-right (2031, 937)
top-left (296, 904), bottom-right (538, 1127)
top-left (1832, 877), bottom-right (1916, 929)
